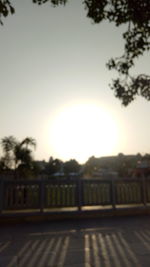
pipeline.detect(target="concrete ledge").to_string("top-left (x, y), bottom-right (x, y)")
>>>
top-left (0, 205), bottom-right (150, 224)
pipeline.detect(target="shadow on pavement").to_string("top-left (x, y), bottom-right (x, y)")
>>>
top-left (0, 216), bottom-right (150, 266)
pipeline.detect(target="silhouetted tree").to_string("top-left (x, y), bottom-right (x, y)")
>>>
top-left (143, 153), bottom-right (150, 160)
top-left (0, 158), bottom-right (5, 172)
top-left (0, 136), bottom-right (36, 177)
top-left (45, 157), bottom-right (63, 175)
top-left (84, 156), bottom-right (100, 176)
top-left (14, 137), bottom-right (36, 169)
top-left (20, 137), bottom-right (36, 150)
top-left (63, 159), bottom-right (80, 175)
top-left (1, 136), bottom-right (17, 169)
top-left (0, 0), bottom-right (149, 105)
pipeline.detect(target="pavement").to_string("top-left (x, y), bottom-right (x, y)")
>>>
top-left (0, 215), bottom-right (150, 266)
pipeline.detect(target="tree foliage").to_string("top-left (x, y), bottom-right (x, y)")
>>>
top-left (63, 159), bottom-right (80, 175)
top-left (0, 136), bottom-right (16, 169)
top-left (0, 0), bottom-right (150, 105)
top-left (0, 0), bottom-right (14, 25)
top-left (33, 0), bottom-right (67, 5)
top-left (0, 136), bottom-right (36, 176)
top-left (45, 156), bottom-right (63, 175)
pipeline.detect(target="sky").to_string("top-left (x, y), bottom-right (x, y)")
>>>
top-left (0, 0), bottom-right (150, 163)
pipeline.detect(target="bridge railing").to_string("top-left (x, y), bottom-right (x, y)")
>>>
top-left (0, 177), bottom-right (150, 214)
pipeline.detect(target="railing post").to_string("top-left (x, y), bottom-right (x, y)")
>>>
top-left (77, 178), bottom-right (83, 211)
top-left (40, 179), bottom-right (45, 213)
top-left (142, 176), bottom-right (147, 206)
top-left (111, 179), bottom-right (116, 210)
top-left (0, 178), bottom-right (4, 214)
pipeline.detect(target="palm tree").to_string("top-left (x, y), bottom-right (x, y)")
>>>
top-left (0, 158), bottom-right (5, 172)
top-left (1, 136), bottom-right (17, 169)
top-left (1, 136), bottom-right (36, 177)
top-left (14, 144), bottom-right (33, 169)
top-left (1, 136), bottom-right (17, 153)
top-left (20, 137), bottom-right (36, 151)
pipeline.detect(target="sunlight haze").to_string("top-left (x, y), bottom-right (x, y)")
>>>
top-left (47, 101), bottom-right (121, 163)
top-left (0, 0), bottom-right (150, 163)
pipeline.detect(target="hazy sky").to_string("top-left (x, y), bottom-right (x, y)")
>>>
top-left (0, 0), bottom-right (150, 163)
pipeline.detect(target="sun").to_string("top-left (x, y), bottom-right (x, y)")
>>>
top-left (48, 102), bottom-right (120, 163)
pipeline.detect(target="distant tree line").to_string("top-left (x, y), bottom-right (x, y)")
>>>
top-left (1, 136), bottom-right (150, 179)
top-left (84, 153), bottom-right (150, 178)
top-left (34, 158), bottom-right (81, 177)
top-left (0, 136), bottom-right (81, 179)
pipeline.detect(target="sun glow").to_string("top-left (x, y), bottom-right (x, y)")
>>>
top-left (48, 102), bottom-right (120, 163)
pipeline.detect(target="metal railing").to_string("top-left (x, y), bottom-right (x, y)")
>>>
top-left (0, 177), bottom-right (150, 215)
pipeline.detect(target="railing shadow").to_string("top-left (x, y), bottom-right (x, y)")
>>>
top-left (0, 219), bottom-right (150, 266)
